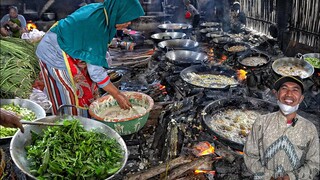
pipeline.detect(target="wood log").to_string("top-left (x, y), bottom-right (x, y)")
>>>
top-left (167, 155), bottom-right (212, 180)
top-left (126, 156), bottom-right (192, 180)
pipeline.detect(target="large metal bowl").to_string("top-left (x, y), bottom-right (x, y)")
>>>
top-left (0, 99), bottom-right (46, 141)
top-left (10, 115), bottom-right (128, 180)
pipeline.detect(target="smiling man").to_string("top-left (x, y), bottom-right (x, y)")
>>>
top-left (244, 76), bottom-right (319, 180)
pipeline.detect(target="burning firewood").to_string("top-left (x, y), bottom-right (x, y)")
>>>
top-left (126, 156), bottom-right (192, 180)
top-left (167, 155), bottom-right (212, 180)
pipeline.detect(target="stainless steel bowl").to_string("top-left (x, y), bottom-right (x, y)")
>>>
top-left (10, 115), bottom-right (128, 180)
top-left (0, 99), bottom-right (46, 140)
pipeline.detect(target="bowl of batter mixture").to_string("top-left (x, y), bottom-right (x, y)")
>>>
top-left (89, 92), bottom-right (154, 135)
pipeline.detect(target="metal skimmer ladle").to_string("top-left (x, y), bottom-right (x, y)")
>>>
top-left (20, 120), bottom-right (63, 126)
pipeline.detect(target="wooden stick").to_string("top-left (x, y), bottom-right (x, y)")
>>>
top-left (167, 155), bottom-right (212, 180)
top-left (126, 156), bottom-right (192, 180)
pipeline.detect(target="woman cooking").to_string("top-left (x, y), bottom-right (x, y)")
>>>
top-left (36, 0), bottom-right (145, 117)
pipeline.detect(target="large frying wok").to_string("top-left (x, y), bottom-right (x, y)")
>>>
top-left (10, 115), bottom-right (128, 180)
top-left (272, 57), bottom-right (314, 79)
top-left (200, 22), bottom-right (220, 27)
top-left (158, 23), bottom-right (192, 32)
top-left (211, 37), bottom-right (234, 45)
top-left (180, 65), bottom-right (240, 89)
top-left (223, 42), bottom-right (251, 55)
top-left (158, 39), bottom-right (199, 52)
top-left (150, 32), bottom-right (186, 44)
top-left (165, 50), bottom-right (208, 65)
top-left (201, 97), bottom-right (279, 150)
top-left (237, 51), bottom-right (271, 68)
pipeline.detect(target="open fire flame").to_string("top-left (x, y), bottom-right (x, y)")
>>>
top-left (237, 69), bottom-right (247, 81)
top-left (236, 150), bottom-right (244, 155)
top-left (27, 21), bottom-right (37, 31)
top-left (193, 141), bottom-right (215, 156)
top-left (207, 48), bottom-right (214, 57)
top-left (155, 83), bottom-right (167, 95)
top-left (218, 54), bottom-right (228, 64)
top-left (194, 169), bottom-right (216, 175)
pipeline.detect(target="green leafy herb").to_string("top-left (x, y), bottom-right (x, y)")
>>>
top-left (0, 103), bottom-right (36, 138)
top-left (26, 119), bottom-right (123, 179)
top-left (305, 57), bottom-right (320, 69)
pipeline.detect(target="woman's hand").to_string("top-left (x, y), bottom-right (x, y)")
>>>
top-left (102, 82), bottom-right (132, 110)
top-left (0, 109), bottom-right (24, 133)
top-left (113, 92), bottom-right (132, 110)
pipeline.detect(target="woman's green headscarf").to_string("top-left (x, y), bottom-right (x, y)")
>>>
top-left (50, 0), bottom-right (144, 68)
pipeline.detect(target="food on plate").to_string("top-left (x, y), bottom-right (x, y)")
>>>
top-left (26, 120), bottom-right (123, 179)
top-left (227, 45), bottom-right (247, 52)
top-left (276, 64), bottom-right (310, 78)
top-left (241, 57), bottom-right (268, 66)
top-left (0, 103), bottom-right (36, 138)
top-left (209, 109), bottom-right (260, 144)
top-left (304, 57), bottom-right (320, 68)
top-left (187, 72), bottom-right (238, 88)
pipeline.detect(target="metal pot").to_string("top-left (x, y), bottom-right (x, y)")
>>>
top-left (10, 115), bottom-right (128, 179)
top-left (157, 39), bottom-right (199, 52)
top-left (272, 57), bottom-right (314, 79)
top-left (165, 50), bottom-right (208, 65)
top-left (42, 13), bottom-right (55, 21)
top-left (158, 23), bottom-right (192, 32)
top-left (201, 97), bottom-right (278, 150)
top-left (211, 37), bottom-right (234, 45)
top-left (297, 53), bottom-right (320, 70)
top-left (150, 32), bottom-right (186, 44)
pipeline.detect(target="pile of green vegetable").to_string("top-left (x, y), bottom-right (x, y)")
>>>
top-left (0, 103), bottom-right (36, 138)
top-left (26, 119), bottom-right (123, 179)
top-left (0, 37), bottom-right (40, 99)
top-left (305, 57), bottom-right (320, 69)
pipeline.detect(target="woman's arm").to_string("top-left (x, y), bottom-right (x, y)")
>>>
top-left (87, 63), bottom-right (131, 109)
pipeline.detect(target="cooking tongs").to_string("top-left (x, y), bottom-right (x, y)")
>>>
top-left (20, 120), bottom-right (63, 126)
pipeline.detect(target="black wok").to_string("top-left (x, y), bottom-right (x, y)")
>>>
top-left (201, 97), bottom-right (279, 150)
top-left (223, 42), bottom-right (251, 55)
top-left (180, 65), bottom-right (240, 90)
top-left (151, 32), bottom-right (186, 44)
top-left (211, 37), bottom-right (235, 45)
top-left (158, 39), bottom-right (199, 52)
top-left (165, 50), bottom-right (208, 65)
top-left (237, 51), bottom-right (271, 68)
